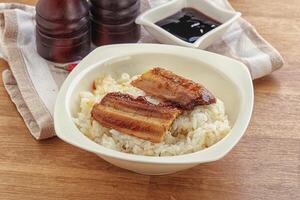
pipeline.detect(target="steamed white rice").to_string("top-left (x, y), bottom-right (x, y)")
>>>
top-left (74, 73), bottom-right (231, 156)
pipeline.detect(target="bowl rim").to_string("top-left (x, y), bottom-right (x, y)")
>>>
top-left (136, 0), bottom-right (241, 48)
top-left (54, 43), bottom-right (253, 165)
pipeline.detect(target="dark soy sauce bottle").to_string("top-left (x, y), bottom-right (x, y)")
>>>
top-left (36, 0), bottom-right (90, 63)
top-left (90, 0), bottom-right (141, 46)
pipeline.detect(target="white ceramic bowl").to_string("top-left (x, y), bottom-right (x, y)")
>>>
top-left (136, 0), bottom-right (241, 49)
top-left (54, 44), bottom-right (253, 175)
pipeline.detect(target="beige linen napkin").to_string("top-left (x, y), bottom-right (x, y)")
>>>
top-left (0, 0), bottom-right (284, 140)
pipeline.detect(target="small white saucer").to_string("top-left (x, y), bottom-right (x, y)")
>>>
top-left (136, 0), bottom-right (241, 49)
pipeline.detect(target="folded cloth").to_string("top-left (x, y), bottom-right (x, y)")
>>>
top-left (0, 0), bottom-right (284, 140)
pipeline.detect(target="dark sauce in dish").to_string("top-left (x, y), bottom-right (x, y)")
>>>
top-left (155, 8), bottom-right (221, 43)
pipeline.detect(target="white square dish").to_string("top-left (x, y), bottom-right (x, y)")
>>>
top-left (54, 44), bottom-right (253, 175)
top-left (136, 0), bottom-right (241, 49)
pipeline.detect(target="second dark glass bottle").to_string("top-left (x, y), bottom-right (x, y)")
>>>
top-left (90, 0), bottom-right (141, 46)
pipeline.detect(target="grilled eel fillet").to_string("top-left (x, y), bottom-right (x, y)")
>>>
top-left (131, 67), bottom-right (216, 110)
top-left (91, 92), bottom-right (181, 143)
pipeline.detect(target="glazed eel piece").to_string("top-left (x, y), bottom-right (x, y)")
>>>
top-left (131, 67), bottom-right (216, 110)
top-left (91, 92), bottom-right (181, 143)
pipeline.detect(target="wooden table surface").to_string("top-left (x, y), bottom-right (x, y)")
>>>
top-left (0, 0), bottom-right (299, 199)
